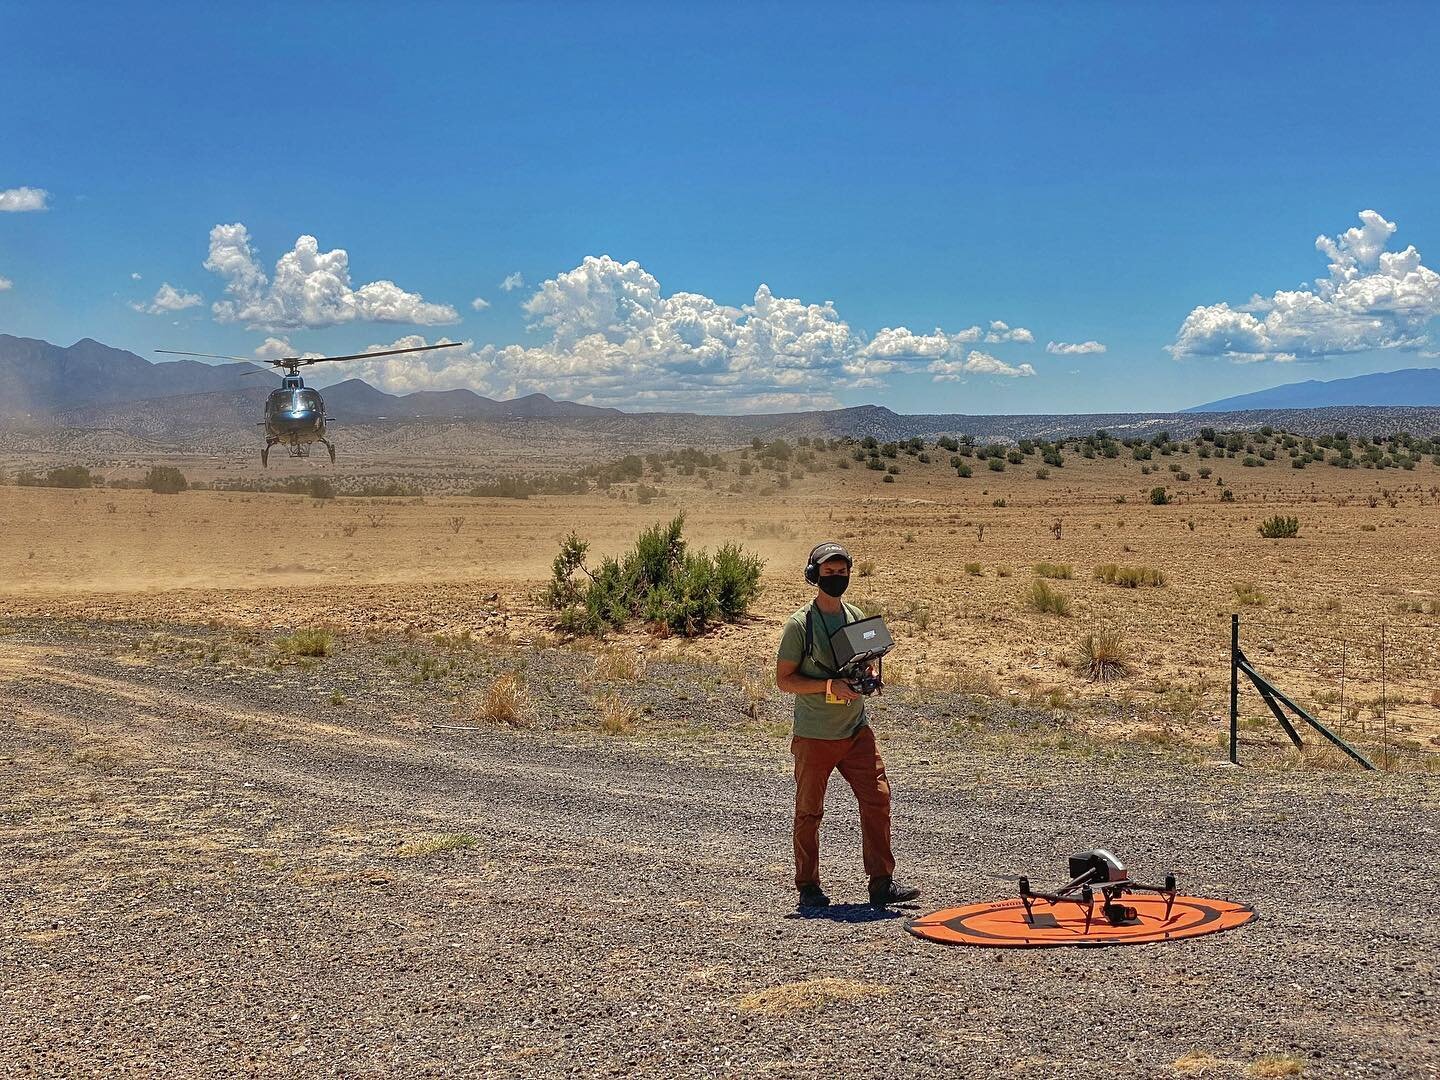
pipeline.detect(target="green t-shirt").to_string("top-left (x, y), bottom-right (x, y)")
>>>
top-left (777, 601), bottom-right (868, 740)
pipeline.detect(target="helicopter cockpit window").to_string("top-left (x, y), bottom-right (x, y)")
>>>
top-left (279, 390), bottom-right (321, 413)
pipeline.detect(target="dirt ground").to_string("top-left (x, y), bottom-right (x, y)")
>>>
top-left (2, 436), bottom-right (1439, 1076)
top-left (3, 439), bottom-right (1439, 760)
top-left (1, 617), bottom-right (1437, 1078)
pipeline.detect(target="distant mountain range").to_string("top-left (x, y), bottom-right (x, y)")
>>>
top-left (5, 334), bottom-right (1440, 456)
top-left (1187, 367), bottom-right (1440, 412)
top-left (0, 335), bottom-right (262, 417)
top-left (0, 335), bottom-right (620, 421)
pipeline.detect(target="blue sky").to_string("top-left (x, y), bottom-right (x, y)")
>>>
top-left (3, 1), bottom-right (1439, 414)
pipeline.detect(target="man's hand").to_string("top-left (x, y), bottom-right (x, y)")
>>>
top-left (826, 678), bottom-right (862, 703)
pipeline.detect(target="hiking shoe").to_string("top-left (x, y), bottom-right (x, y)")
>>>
top-left (869, 876), bottom-right (921, 908)
top-left (797, 882), bottom-right (831, 909)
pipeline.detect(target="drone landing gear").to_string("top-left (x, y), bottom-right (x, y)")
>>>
top-left (320, 438), bottom-right (336, 464)
top-left (1018, 849), bottom-right (1177, 934)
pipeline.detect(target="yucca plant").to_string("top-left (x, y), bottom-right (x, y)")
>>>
top-left (1076, 629), bottom-right (1129, 682)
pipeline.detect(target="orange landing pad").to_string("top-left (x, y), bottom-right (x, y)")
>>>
top-left (909, 893), bottom-right (1255, 948)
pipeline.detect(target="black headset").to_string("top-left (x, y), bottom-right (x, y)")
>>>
top-left (804, 543), bottom-right (852, 585)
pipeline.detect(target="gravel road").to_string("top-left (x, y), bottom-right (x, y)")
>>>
top-left (2, 619), bottom-right (1436, 1078)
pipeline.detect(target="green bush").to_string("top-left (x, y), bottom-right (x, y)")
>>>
top-left (1258, 515), bottom-right (1300, 539)
top-left (146, 466), bottom-right (188, 494)
top-left (1032, 562), bottom-right (1073, 580)
top-left (547, 514), bottom-right (763, 636)
top-left (1149, 486), bottom-right (1169, 505)
top-left (17, 465), bottom-right (95, 488)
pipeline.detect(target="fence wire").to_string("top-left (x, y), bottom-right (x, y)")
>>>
top-left (1225, 612), bottom-right (1440, 772)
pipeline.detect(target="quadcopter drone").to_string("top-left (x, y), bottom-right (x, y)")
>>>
top-left (1018, 849), bottom-right (1178, 932)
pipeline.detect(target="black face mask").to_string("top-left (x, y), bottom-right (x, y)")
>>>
top-left (817, 574), bottom-right (850, 598)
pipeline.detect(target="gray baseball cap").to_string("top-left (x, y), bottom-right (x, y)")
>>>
top-left (808, 541), bottom-right (853, 568)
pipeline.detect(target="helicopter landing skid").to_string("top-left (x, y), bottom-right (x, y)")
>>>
top-left (320, 438), bottom-right (336, 464)
top-left (262, 438), bottom-right (278, 468)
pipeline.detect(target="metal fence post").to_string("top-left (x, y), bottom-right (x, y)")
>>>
top-left (1230, 613), bottom-right (1239, 765)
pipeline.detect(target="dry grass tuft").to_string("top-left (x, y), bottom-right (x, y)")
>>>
top-left (1025, 579), bottom-right (1072, 616)
top-left (476, 673), bottom-right (529, 727)
top-left (720, 658), bottom-right (772, 712)
top-left (595, 692), bottom-right (640, 735)
top-left (1248, 1054), bottom-right (1302, 1078)
top-left (274, 627), bottom-right (334, 657)
top-left (1093, 563), bottom-right (1166, 588)
top-left (396, 833), bottom-right (477, 858)
top-left (1032, 562), bottom-right (1073, 579)
top-left (736, 977), bottom-right (890, 1016)
top-left (1076, 629), bottom-right (1129, 682)
top-left (593, 647), bottom-right (647, 682)
top-left (1233, 582), bottom-right (1268, 607)
top-left (1173, 1050), bottom-right (1224, 1076)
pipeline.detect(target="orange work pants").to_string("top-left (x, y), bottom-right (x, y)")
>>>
top-left (791, 725), bottom-right (895, 888)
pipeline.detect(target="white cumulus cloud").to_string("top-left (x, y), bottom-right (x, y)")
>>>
top-left (0, 187), bottom-right (49, 212)
top-left (329, 256), bottom-right (1037, 411)
top-left (130, 282), bottom-right (203, 315)
top-left (500, 272), bottom-right (524, 292)
top-left (1170, 210), bottom-right (1440, 363)
top-left (985, 320), bottom-right (1034, 343)
top-left (256, 337), bottom-right (297, 360)
top-left (470, 297), bottom-right (490, 311)
top-left (130, 272), bottom-right (143, 281)
top-left (0, 276), bottom-right (12, 291)
top-left (1046, 340), bottom-right (1107, 355)
top-left (929, 350), bottom-right (1036, 381)
top-left (203, 223), bottom-right (459, 331)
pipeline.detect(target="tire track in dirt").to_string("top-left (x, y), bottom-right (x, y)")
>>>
top-left (2, 628), bottom-right (1438, 1078)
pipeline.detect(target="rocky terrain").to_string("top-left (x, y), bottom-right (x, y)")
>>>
top-left (2, 617), bottom-right (1437, 1077)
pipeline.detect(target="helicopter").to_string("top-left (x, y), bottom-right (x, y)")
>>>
top-left (156, 342), bottom-right (462, 466)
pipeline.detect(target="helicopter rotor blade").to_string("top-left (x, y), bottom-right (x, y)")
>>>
top-left (288, 341), bottom-right (466, 365)
top-left (155, 349), bottom-right (255, 363)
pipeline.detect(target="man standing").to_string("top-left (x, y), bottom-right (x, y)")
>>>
top-left (775, 542), bottom-right (921, 910)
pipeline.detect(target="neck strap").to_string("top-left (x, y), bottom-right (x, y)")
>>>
top-left (803, 601), bottom-right (850, 677)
